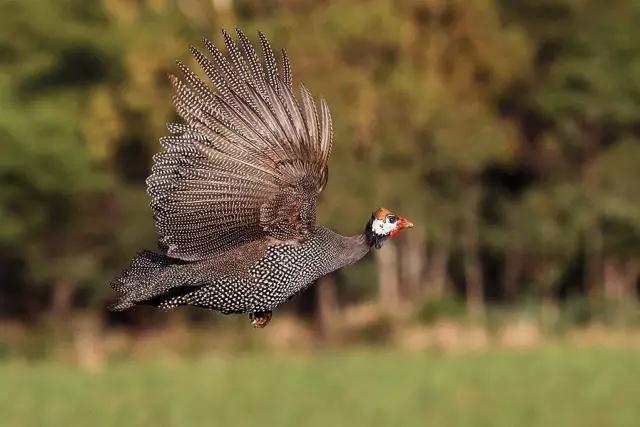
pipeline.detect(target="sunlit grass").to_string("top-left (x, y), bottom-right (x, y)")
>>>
top-left (1, 346), bottom-right (639, 427)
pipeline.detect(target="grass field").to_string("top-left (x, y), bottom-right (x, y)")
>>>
top-left (1, 346), bottom-right (639, 427)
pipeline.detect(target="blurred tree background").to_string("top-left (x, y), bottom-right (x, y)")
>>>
top-left (1, 0), bottom-right (639, 342)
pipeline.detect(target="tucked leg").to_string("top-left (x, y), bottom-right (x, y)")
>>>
top-left (249, 311), bottom-right (272, 328)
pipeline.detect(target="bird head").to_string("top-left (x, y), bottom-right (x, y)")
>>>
top-left (365, 207), bottom-right (414, 249)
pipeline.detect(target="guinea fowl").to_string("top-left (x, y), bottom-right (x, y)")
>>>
top-left (110, 30), bottom-right (414, 327)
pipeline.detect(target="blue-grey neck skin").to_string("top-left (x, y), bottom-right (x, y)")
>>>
top-left (309, 227), bottom-right (371, 278)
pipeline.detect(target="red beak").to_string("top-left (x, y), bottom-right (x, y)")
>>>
top-left (390, 216), bottom-right (414, 238)
top-left (397, 217), bottom-right (414, 230)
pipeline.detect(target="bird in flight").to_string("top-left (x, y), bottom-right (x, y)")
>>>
top-left (110, 30), bottom-right (414, 327)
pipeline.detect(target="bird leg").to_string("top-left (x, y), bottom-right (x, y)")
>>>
top-left (249, 311), bottom-right (272, 328)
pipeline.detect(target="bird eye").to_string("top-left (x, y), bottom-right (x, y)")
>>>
top-left (387, 215), bottom-right (397, 224)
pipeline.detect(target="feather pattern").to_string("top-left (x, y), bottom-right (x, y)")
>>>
top-left (147, 30), bottom-right (333, 261)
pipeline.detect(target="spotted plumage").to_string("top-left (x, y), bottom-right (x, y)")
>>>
top-left (110, 30), bottom-right (413, 327)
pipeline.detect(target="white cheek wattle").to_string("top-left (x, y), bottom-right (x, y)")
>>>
top-left (372, 218), bottom-right (397, 236)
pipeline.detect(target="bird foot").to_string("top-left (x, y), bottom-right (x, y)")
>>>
top-left (249, 311), bottom-right (272, 328)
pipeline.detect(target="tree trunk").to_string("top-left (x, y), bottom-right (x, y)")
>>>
top-left (73, 313), bottom-right (104, 372)
top-left (315, 275), bottom-right (338, 339)
top-left (584, 223), bottom-right (603, 303)
top-left (540, 288), bottom-right (559, 329)
top-left (50, 281), bottom-right (75, 321)
top-left (502, 249), bottom-right (523, 301)
top-left (425, 245), bottom-right (450, 298)
top-left (603, 258), bottom-right (639, 301)
top-left (399, 231), bottom-right (426, 300)
top-left (463, 244), bottom-right (484, 315)
top-left (376, 241), bottom-right (400, 311)
top-left (462, 200), bottom-right (484, 315)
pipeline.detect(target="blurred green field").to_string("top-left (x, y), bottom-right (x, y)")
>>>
top-left (1, 346), bottom-right (639, 427)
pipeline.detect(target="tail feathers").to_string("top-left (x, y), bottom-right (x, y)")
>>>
top-left (109, 250), bottom-right (180, 311)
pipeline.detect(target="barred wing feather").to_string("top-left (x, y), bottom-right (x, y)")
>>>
top-left (147, 30), bottom-right (333, 261)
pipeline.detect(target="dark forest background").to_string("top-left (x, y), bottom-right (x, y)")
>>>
top-left (1, 0), bottom-right (640, 353)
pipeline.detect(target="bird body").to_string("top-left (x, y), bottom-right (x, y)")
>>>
top-left (112, 227), bottom-right (368, 314)
top-left (110, 30), bottom-right (413, 326)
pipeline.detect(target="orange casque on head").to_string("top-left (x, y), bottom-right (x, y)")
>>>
top-left (374, 207), bottom-right (392, 221)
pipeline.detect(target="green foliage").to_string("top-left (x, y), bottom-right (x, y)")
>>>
top-left (554, 298), bottom-right (640, 331)
top-left (1, 0), bottom-right (639, 316)
top-left (417, 296), bottom-right (467, 324)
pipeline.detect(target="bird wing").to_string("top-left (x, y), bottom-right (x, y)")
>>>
top-left (147, 30), bottom-right (333, 261)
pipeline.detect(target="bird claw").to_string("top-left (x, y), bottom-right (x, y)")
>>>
top-left (249, 311), bottom-right (272, 328)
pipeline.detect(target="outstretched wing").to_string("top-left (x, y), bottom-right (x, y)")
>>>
top-left (147, 30), bottom-right (333, 261)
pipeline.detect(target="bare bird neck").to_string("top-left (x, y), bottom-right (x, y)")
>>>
top-left (339, 232), bottom-right (371, 267)
top-left (318, 228), bottom-right (371, 276)
top-left (352, 232), bottom-right (370, 249)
